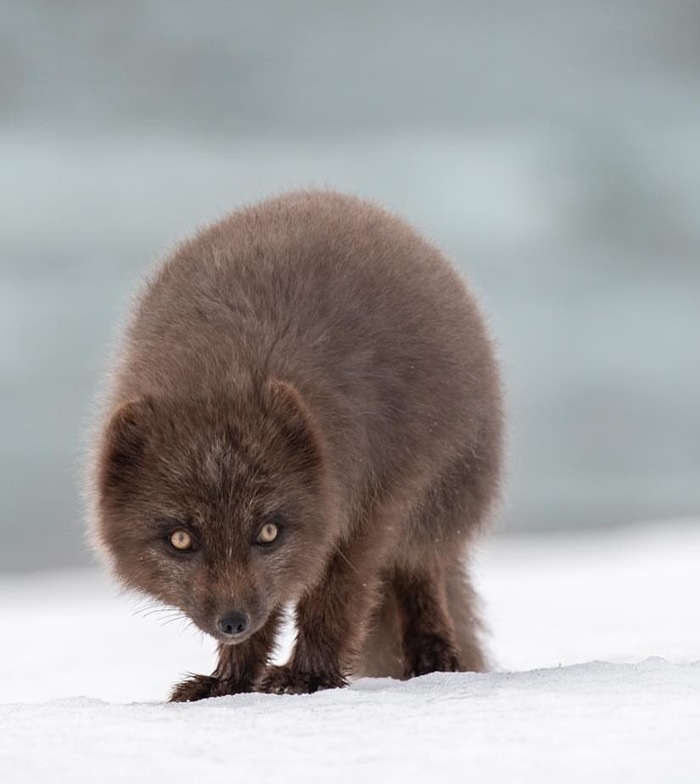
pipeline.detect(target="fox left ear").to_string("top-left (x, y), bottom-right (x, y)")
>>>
top-left (98, 397), bottom-right (155, 496)
top-left (265, 379), bottom-right (325, 472)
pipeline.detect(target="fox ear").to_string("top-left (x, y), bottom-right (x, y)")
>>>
top-left (265, 380), bottom-right (325, 472)
top-left (98, 398), bottom-right (154, 493)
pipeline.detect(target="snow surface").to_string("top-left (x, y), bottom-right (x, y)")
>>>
top-left (1, 521), bottom-right (699, 782)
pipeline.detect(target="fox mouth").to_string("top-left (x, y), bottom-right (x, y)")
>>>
top-left (213, 629), bottom-right (254, 646)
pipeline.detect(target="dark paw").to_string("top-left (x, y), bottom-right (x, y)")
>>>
top-left (256, 665), bottom-right (347, 695)
top-left (169, 673), bottom-right (252, 702)
top-left (404, 636), bottom-right (462, 678)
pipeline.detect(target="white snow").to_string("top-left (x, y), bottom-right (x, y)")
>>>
top-left (1, 521), bottom-right (699, 782)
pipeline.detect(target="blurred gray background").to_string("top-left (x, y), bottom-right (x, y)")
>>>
top-left (2, 0), bottom-right (699, 572)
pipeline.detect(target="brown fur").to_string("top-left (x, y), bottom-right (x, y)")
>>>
top-left (87, 190), bottom-right (504, 700)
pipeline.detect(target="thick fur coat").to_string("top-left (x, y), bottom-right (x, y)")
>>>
top-left (88, 191), bottom-right (504, 700)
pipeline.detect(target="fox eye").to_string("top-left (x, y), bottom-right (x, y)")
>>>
top-left (169, 529), bottom-right (193, 550)
top-left (256, 522), bottom-right (279, 545)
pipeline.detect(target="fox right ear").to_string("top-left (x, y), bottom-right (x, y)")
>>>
top-left (98, 398), bottom-right (154, 493)
top-left (264, 379), bottom-right (325, 473)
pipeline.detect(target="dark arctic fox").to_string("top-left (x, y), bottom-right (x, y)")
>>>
top-left (88, 190), bottom-right (504, 700)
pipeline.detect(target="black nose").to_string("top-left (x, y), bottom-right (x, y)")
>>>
top-left (217, 611), bottom-right (250, 638)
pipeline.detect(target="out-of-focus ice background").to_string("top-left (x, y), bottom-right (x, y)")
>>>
top-left (2, 0), bottom-right (699, 572)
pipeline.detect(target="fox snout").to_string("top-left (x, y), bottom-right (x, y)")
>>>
top-left (216, 610), bottom-right (250, 640)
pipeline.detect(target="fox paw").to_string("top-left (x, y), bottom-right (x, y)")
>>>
top-left (404, 637), bottom-right (462, 678)
top-left (257, 665), bottom-right (346, 695)
top-left (169, 673), bottom-right (252, 702)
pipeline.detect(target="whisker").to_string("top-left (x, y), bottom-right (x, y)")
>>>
top-left (332, 543), bottom-right (361, 577)
top-left (158, 615), bottom-right (189, 629)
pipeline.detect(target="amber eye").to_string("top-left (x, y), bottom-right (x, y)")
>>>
top-left (256, 522), bottom-right (279, 545)
top-left (170, 529), bottom-right (193, 550)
